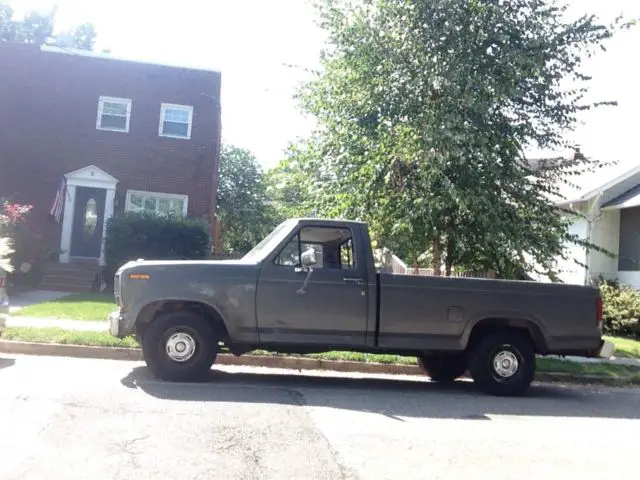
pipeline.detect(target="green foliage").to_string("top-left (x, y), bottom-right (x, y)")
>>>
top-left (287, 0), bottom-right (630, 277)
top-left (104, 212), bottom-right (211, 272)
top-left (598, 280), bottom-right (640, 339)
top-left (0, 2), bottom-right (96, 49)
top-left (217, 145), bottom-right (279, 253)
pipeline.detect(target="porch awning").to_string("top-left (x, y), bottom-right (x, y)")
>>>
top-left (602, 185), bottom-right (640, 210)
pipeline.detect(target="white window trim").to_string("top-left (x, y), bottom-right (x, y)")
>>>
top-left (96, 96), bottom-right (132, 133)
top-left (158, 103), bottom-right (194, 139)
top-left (125, 190), bottom-right (189, 217)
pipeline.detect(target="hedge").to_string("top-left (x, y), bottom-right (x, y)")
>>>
top-left (104, 212), bottom-right (210, 273)
top-left (596, 278), bottom-right (640, 339)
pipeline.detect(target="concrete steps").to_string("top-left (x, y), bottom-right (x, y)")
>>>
top-left (39, 262), bottom-right (100, 293)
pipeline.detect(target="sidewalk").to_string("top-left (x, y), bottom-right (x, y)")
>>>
top-left (5, 316), bottom-right (640, 367)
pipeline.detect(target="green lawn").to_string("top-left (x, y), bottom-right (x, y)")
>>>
top-left (13, 293), bottom-right (117, 321)
top-left (2, 326), bottom-right (639, 383)
top-left (606, 336), bottom-right (640, 359)
top-left (1, 327), bottom-right (138, 347)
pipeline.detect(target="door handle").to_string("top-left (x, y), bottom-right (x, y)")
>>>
top-left (343, 277), bottom-right (365, 285)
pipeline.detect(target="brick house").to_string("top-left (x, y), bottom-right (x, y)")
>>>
top-left (0, 43), bottom-right (221, 289)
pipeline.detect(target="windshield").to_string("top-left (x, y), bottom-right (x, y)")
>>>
top-left (242, 219), bottom-right (298, 263)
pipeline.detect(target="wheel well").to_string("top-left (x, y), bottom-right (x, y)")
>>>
top-left (134, 300), bottom-right (230, 343)
top-left (466, 318), bottom-right (548, 354)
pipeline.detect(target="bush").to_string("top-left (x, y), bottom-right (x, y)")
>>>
top-left (598, 280), bottom-right (640, 339)
top-left (0, 237), bottom-right (15, 273)
top-left (104, 212), bottom-right (211, 273)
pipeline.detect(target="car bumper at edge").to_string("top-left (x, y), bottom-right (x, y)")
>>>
top-left (0, 304), bottom-right (8, 335)
top-left (597, 339), bottom-right (616, 359)
top-left (108, 310), bottom-right (125, 337)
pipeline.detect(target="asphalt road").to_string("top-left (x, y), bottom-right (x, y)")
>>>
top-left (0, 355), bottom-right (638, 480)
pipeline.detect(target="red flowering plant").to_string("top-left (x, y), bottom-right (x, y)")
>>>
top-left (0, 200), bottom-right (32, 233)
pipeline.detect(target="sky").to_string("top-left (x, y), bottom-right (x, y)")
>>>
top-left (9, 0), bottom-right (640, 180)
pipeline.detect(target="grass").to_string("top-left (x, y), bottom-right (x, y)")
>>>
top-left (2, 326), bottom-right (639, 383)
top-left (1, 327), bottom-right (138, 348)
top-left (12, 293), bottom-right (116, 321)
top-left (606, 335), bottom-right (640, 359)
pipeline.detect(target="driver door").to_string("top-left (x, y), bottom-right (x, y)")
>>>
top-left (255, 225), bottom-right (368, 346)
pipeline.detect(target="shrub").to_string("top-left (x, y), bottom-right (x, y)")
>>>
top-left (598, 280), bottom-right (640, 339)
top-left (0, 237), bottom-right (15, 273)
top-left (104, 212), bottom-right (211, 273)
top-left (1, 199), bottom-right (34, 291)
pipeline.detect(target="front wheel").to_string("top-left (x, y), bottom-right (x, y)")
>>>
top-left (468, 330), bottom-right (536, 397)
top-left (141, 311), bottom-right (218, 382)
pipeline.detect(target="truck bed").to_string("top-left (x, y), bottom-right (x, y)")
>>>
top-left (376, 273), bottom-right (602, 355)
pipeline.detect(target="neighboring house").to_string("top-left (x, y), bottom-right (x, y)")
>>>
top-left (0, 43), bottom-right (221, 289)
top-left (554, 163), bottom-right (640, 289)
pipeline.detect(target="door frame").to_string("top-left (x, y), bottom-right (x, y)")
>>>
top-left (59, 165), bottom-right (118, 265)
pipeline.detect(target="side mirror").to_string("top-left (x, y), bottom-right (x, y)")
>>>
top-left (296, 247), bottom-right (317, 295)
top-left (300, 248), bottom-right (317, 268)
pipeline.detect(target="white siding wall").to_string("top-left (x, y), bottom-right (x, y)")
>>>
top-left (589, 209), bottom-right (620, 280)
top-left (614, 271), bottom-right (640, 289)
top-left (556, 217), bottom-right (588, 285)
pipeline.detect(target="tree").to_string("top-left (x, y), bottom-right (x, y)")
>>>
top-left (265, 139), bottom-right (328, 220)
top-left (0, 2), bottom-right (96, 49)
top-left (217, 145), bottom-right (279, 254)
top-left (289, 0), bottom-right (631, 278)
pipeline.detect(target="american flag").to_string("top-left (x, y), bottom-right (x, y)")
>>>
top-left (50, 177), bottom-right (67, 223)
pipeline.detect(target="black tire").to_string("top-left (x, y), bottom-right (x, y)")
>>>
top-left (141, 311), bottom-right (218, 382)
top-left (417, 354), bottom-right (467, 382)
top-left (468, 330), bottom-right (536, 397)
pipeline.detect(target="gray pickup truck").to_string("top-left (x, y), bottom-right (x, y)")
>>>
top-left (108, 218), bottom-right (614, 396)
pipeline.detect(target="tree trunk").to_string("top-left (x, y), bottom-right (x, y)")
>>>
top-left (444, 215), bottom-right (456, 277)
top-left (431, 237), bottom-right (442, 276)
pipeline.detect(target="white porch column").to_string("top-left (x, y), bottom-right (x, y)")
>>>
top-left (100, 187), bottom-right (117, 266)
top-left (59, 184), bottom-right (77, 264)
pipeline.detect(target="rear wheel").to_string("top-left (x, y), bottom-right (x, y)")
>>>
top-left (468, 330), bottom-right (536, 397)
top-left (141, 311), bottom-right (218, 382)
top-left (417, 353), bottom-right (467, 382)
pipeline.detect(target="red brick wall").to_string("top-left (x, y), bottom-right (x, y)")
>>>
top-left (0, 43), bottom-right (221, 251)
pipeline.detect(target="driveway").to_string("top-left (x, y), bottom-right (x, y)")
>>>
top-left (0, 355), bottom-right (637, 479)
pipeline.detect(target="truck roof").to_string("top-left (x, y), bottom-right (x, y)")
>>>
top-left (293, 217), bottom-right (368, 225)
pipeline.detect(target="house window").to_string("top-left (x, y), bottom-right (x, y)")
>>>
top-left (96, 96), bottom-right (132, 132)
top-left (159, 103), bottom-right (193, 139)
top-left (125, 190), bottom-right (188, 217)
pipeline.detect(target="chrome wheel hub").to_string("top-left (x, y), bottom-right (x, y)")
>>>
top-left (493, 350), bottom-right (519, 378)
top-left (166, 332), bottom-right (197, 362)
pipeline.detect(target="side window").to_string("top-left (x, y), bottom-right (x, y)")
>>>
top-left (274, 226), bottom-right (356, 270)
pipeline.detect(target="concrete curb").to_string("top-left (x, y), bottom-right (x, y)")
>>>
top-left (0, 340), bottom-right (420, 375)
top-left (0, 340), bottom-right (638, 386)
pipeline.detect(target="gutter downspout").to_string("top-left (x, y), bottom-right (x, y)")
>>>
top-left (583, 192), bottom-right (604, 285)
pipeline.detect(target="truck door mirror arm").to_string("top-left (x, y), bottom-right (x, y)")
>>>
top-left (296, 266), bottom-right (314, 295)
top-left (295, 247), bottom-right (318, 294)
